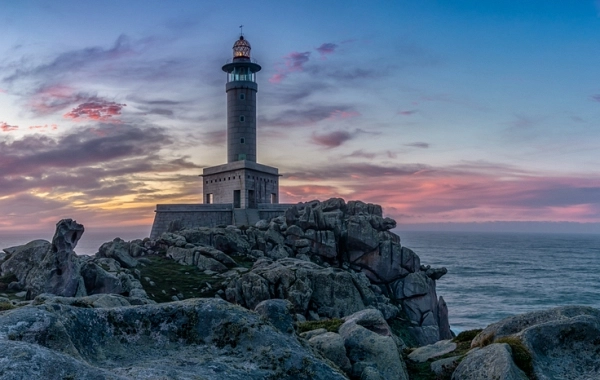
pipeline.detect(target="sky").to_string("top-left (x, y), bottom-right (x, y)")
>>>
top-left (1, 1), bottom-right (600, 235)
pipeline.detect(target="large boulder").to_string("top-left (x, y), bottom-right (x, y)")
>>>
top-left (0, 298), bottom-right (347, 379)
top-left (520, 313), bottom-right (600, 380)
top-left (452, 343), bottom-right (528, 380)
top-left (308, 332), bottom-right (352, 374)
top-left (472, 305), bottom-right (600, 347)
top-left (338, 308), bottom-right (409, 380)
top-left (467, 306), bottom-right (600, 380)
top-left (96, 238), bottom-right (138, 269)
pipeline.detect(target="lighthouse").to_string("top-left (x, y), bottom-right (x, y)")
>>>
top-left (150, 33), bottom-right (292, 237)
top-left (201, 33), bottom-right (280, 210)
top-left (222, 36), bottom-right (261, 163)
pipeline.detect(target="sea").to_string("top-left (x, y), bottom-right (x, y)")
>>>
top-left (1, 230), bottom-right (598, 332)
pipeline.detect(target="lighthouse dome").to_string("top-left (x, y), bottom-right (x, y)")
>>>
top-left (233, 36), bottom-right (251, 60)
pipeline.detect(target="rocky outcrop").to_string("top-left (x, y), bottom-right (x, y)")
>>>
top-left (0, 219), bottom-right (152, 304)
top-left (2, 219), bottom-right (86, 298)
top-left (159, 198), bottom-right (449, 344)
top-left (0, 298), bottom-right (347, 379)
top-left (226, 257), bottom-right (397, 320)
top-left (282, 199), bottom-right (449, 343)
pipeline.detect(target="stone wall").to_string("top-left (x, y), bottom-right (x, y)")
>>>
top-left (150, 203), bottom-right (295, 239)
top-left (259, 204), bottom-right (295, 222)
top-left (150, 204), bottom-right (233, 239)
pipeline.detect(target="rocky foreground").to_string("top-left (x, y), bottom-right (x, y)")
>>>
top-left (0, 198), bottom-right (598, 379)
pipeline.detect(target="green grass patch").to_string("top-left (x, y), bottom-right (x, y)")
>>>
top-left (453, 329), bottom-right (483, 343)
top-left (496, 336), bottom-right (534, 378)
top-left (137, 255), bottom-right (224, 303)
top-left (0, 302), bottom-right (15, 311)
top-left (296, 318), bottom-right (343, 334)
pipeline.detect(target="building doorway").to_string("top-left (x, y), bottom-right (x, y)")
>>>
top-left (233, 190), bottom-right (241, 208)
top-left (248, 189), bottom-right (256, 208)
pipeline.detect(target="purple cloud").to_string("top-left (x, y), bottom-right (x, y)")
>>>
top-left (591, 94), bottom-right (600, 103)
top-left (316, 43), bottom-right (338, 58)
top-left (404, 142), bottom-right (429, 149)
top-left (269, 51), bottom-right (311, 83)
top-left (64, 99), bottom-right (127, 122)
top-left (311, 130), bottom-right (354, 148)
top-left (0, 124), bottom-right (199, 198)
top-left (398, 110), bottom-right (417, 116)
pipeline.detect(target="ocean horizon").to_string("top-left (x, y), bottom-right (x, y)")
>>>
top-left (1, 229), bottom-right (598, 332)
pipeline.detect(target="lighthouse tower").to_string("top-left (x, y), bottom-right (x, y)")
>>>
top-left (150, 33), bottom-right (292, 237)
top-left (222, 36), bottom-right (261, 163)
top-left (201, 34), bottom-right (280, 210)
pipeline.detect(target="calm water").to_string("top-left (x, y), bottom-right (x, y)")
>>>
top-left (1, 230), bottom-right (598, 331)
top-left (399, 231), bottom-right (600, 331)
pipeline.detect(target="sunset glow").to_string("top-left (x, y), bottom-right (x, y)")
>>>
top-left (1, 1), bottom-right (599, 234)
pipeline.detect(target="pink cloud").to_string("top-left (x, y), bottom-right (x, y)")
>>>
top-left (28, 85), bottom-right (87, 115)
top-left (29, 124), bottom-right (58, 131)
top-left (281, 162), bottom-right (600, 224)
top-left (64, 100), bottom-right (126, 122)
top-left (269, 51), bottom-right (311, 83)
top-left (0, 122), bottom-right (19, 132)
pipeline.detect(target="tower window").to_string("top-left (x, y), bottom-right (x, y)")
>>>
top-left (239, 115), bottom-right (245, 122)
top-left (240, 137), bottom-right (245, 144)
top-left (239, 93), bottom-right (245, 100)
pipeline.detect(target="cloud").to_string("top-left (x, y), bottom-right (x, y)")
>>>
top-left (310, 128), bottom-right (368, 148)
top-left (591, 94), bottom-right (600, 103)
top-left (200, 130), bottom-right (226, 145)
top-left (269, 51), bottom-right (311, 83)
top-left (0, 123), bottom-right (199, 198)
top-left (280, 160), bottom-right (600, 224)
top-left (344, 150), bottom-right (377, 159)
top-left (0, 122), bottom-right (19, 132)
top-left (311, 130), bottom-right (354, 148)
top-left (259, 104), bottom-right (360, 128)
top-left (29, 124), bottom-right (58, 131)
top-left (3, 34), bottom-right (133, 84)
top-left (398, 110), bottom-right (417, 116)
top-left (315, 43), bottom-right (338, 58)
top-left (63, 99), bottom-right (127, 122)
top-left (404, 142), bottom-right (429, 149)
top-left (284, 162), bottom-right (428, 181)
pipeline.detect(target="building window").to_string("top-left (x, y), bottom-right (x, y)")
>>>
top-left (240, 137), bottom-right (245, 144)
top-left (239, 115), bottom-right (245, 122)
top-left (239, 93), bottom-right (245, 100)
top-left (238, 153), bottom-right (246, 160)
top-left (271, 193), bottom-right (277, 204)
top-left (206, 193), bottom-right (213, 204)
